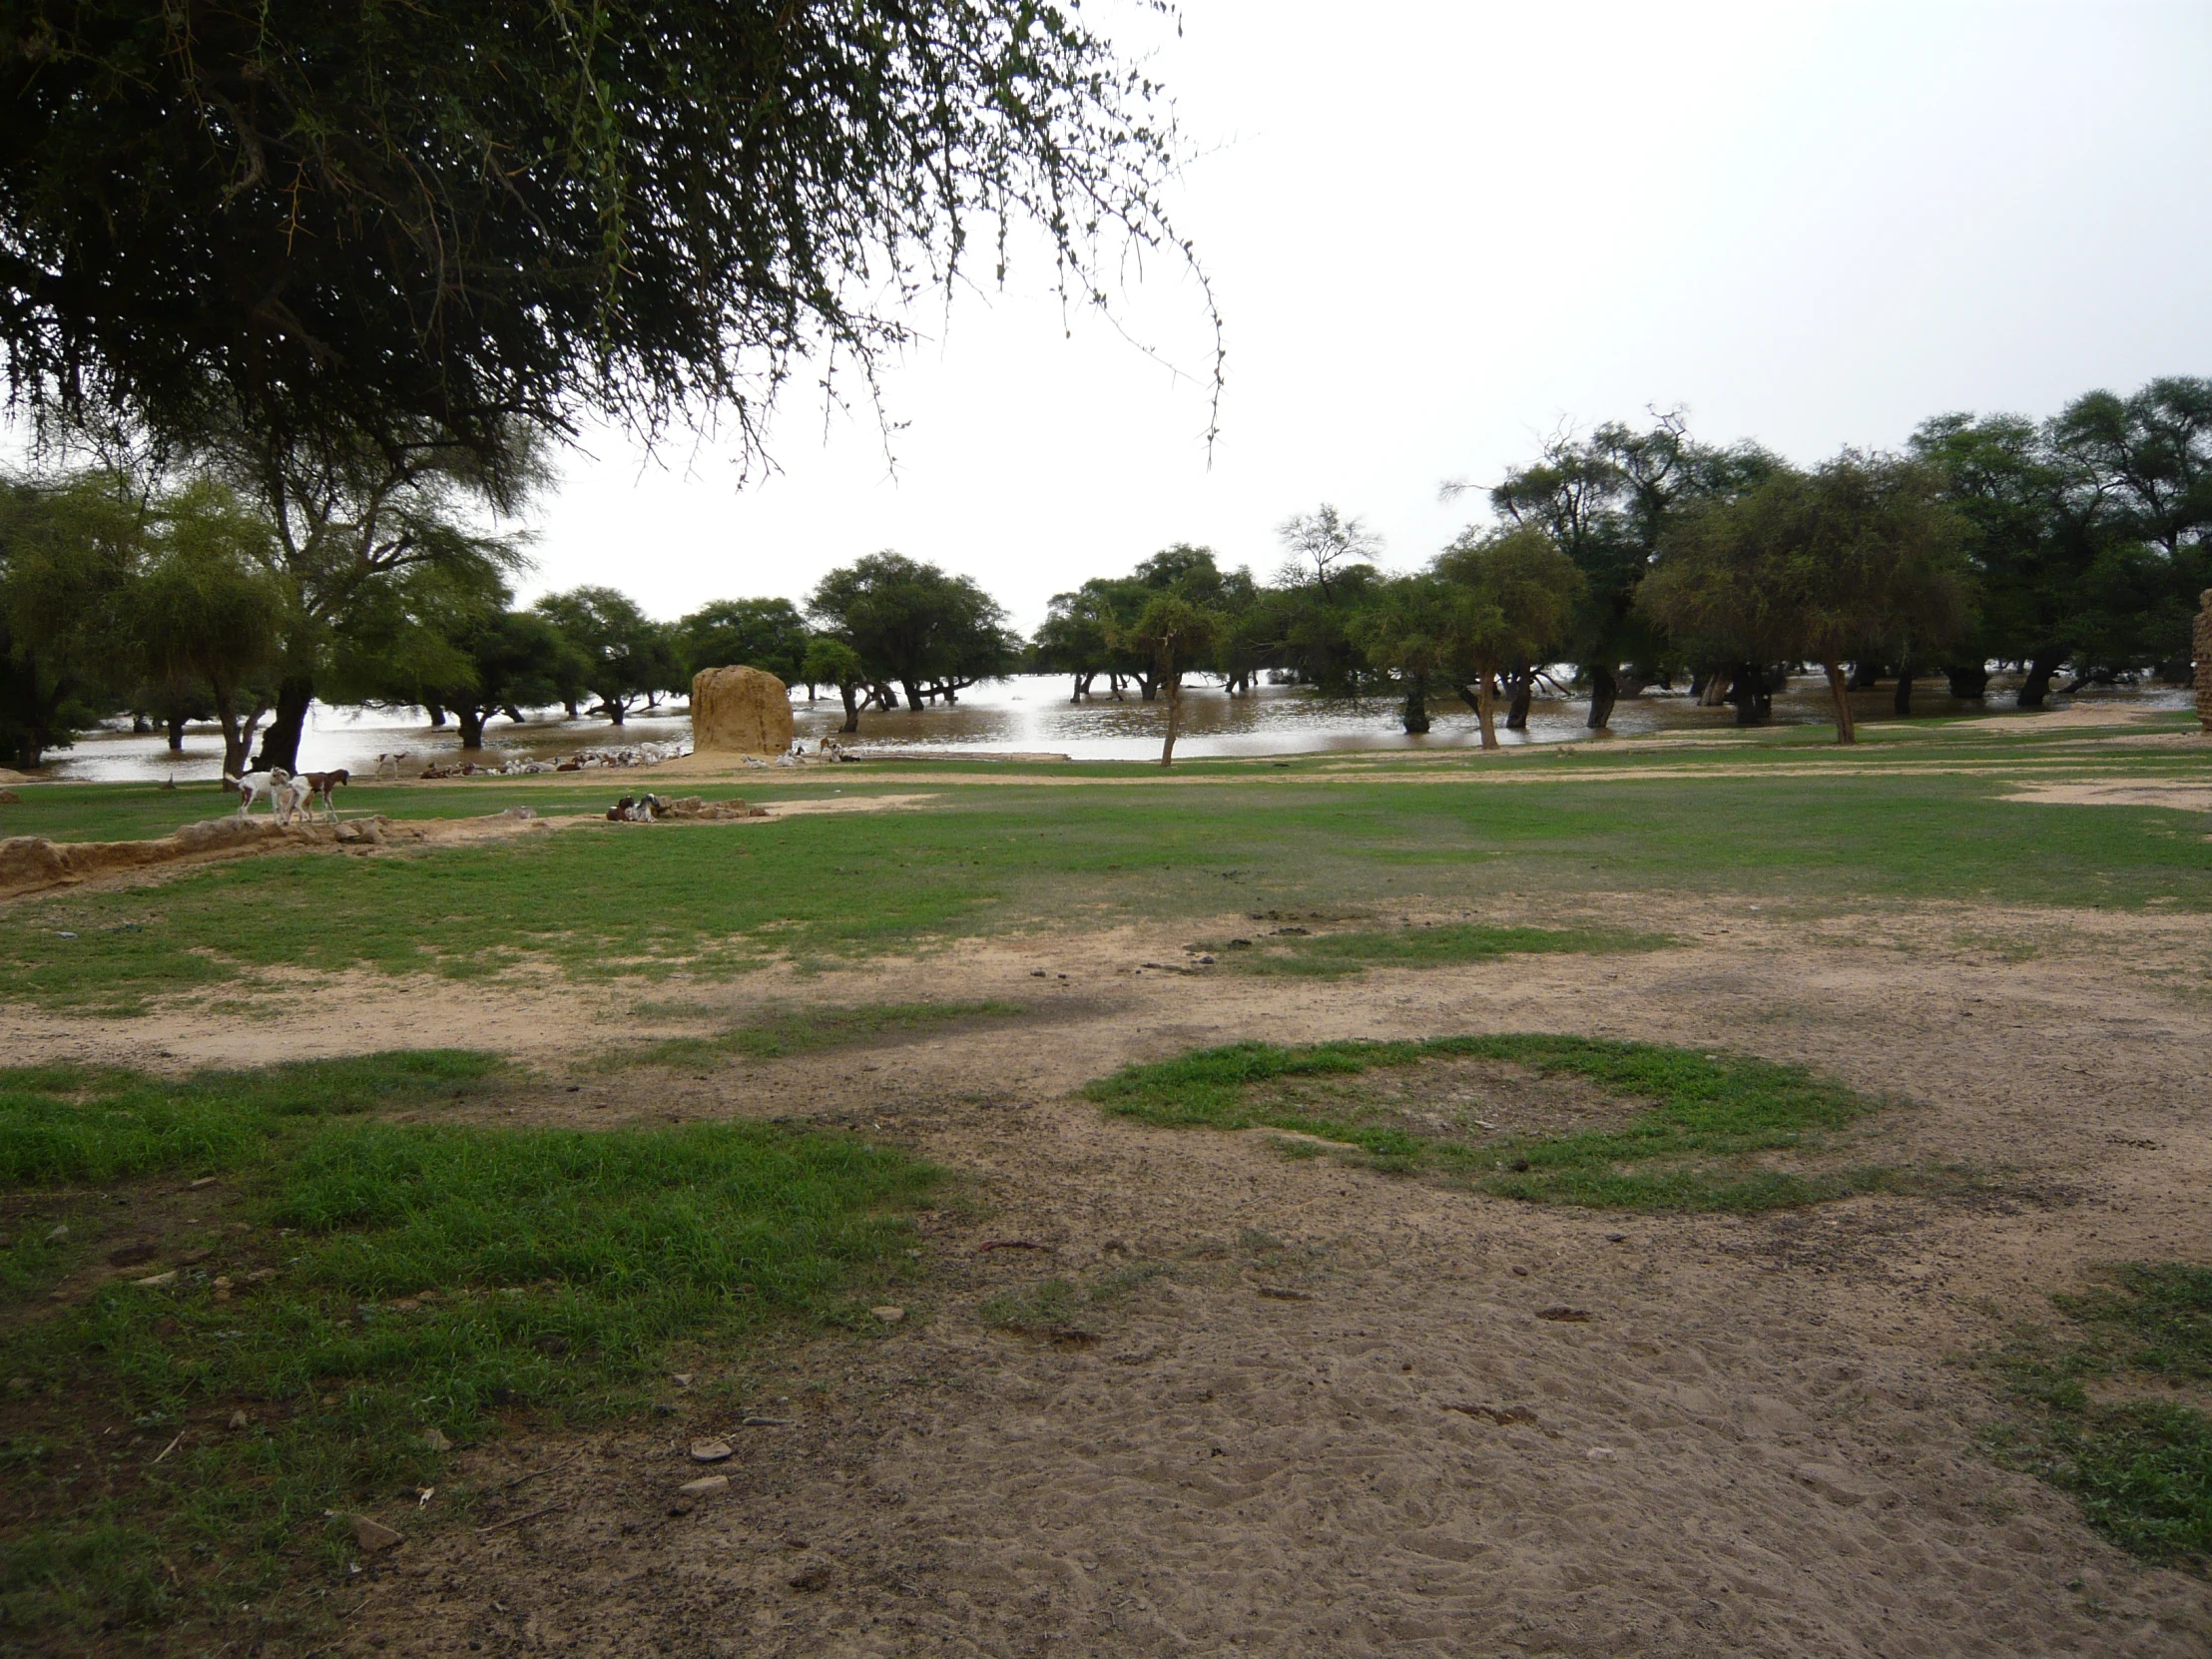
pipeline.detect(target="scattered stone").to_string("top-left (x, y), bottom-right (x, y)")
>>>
top-left (741, 1415), bottom-right (793, 1427)
top-left (246, 1267), bottom-right (278, 1282)
top-left (1509, 1266), bottom-right (1528, 1277)
top-left (787, 1562), bottom-right (834, 1592)
top-left (1535, 1305), bottom-right (1594, 1323)
top-left (351, 1515), bottom-right (404, 1552)
top-left (133, 1271), bottom-right (179, 1287)
top-left (1227, 938), bottom-right (1251, 948)
top-left (669, 1373), bottom-right (693, 1387)
top-left (189, 1176), bottom-right (220, 1189)
top-left (229, 1409), bottom-right (251, 1429)
top-left (1508, 1158), bottom-right (1531, 1172)
top-left (107, 1242), bottom-right (158, 1267)
top-left (45, 1224), bottom-right (67, 1242)
top-left (689, 1439), bottom-right (733, 1463)
top-left (1605, 1232), bottom-right (1627, 1244)
top-left (421, 1427), bottom-right (452, 1452)
top-left (869, 1306), bottom-right (906, 1324)
top-left (1586, 1445), bottom-right (1620, 1461)
top-left (678, 1474), bottom-right (730, 1496)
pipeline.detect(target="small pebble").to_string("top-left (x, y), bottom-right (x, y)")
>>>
top-left (678, 1474), bottom-right (729, 1496)
top-left (869, 1306), bottom-right (906, 1324)
top-left (690, 1439), bottom-right (733, 1463)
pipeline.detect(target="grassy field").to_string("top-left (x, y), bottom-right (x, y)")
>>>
top-left (0, 1055), bottom-right (937, 1644)
top-left (1, 717), bottom-right (2207, 1015)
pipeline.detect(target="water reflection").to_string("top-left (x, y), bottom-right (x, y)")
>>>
top-left (46, 673), bottom-right (2192, 782)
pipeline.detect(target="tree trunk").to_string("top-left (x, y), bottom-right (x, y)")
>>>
top-left (1850, 661), bottom-right (1882, 691)
top-left (1586, 665), bottom-right (1619, 731)
top-left (1401, 673), bottom-right (1429, 734)
top-left (166, 712), bottom-right (188, 752)
top-left (1729, 664), bottom-right (1772, 726)
top-left (900, 680), bottom-right (924, 712)
top-left (1160, 679), bottom-right (1182, 767)
top-left (425, 703), bottom-right (447, 728)
top-left (1473, 673), bottom-right (1499, 750)
top-left (254, 674), bottom-right (314, 772)
top-left (1701, 669), bottom-right (1732, 708)
top-left (839, 683), bottom-right (861, 734)
top-left (1823, 660), bottom-right (1857, 744)
top-left (1893, 656), bottom-right (1916, 717)
top-left (1136, 670), bottom-right (1159, 702)
top-left (1504, 671), bottom-right (1532, 732)
top-left (2017, 652), bottom-right (2064, 708)
top-left (457, 707), bottom-right (488, 749)
top-left (1944, 662), bottom-right (1989, 699)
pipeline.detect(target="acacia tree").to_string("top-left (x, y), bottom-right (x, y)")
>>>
top-left (533, 587), bottom-right (679, 725)
top-left (1, 3), bottom-right (1215, 481)
top-left (130, 479), bottom-right (286, 780)
top-left (1351, 575), bottom-right (1460, 734)
top-left (808, 553), bottom-right (1018, 710)
top-left (801, 636), bottom-right (869, 735)
top-left (0, 469), bottom-right (143, 769)
top-left (1640, 455), bottom-right (1971, 744)
top-left (677, 598), bottom-right (811, 687)
top-left (1113, 593), bottom-right (1220, 767)
top-left (1433, 528), bottom-right (1584, 749)
top-left (1276, 506), bottom-right (1382, 604)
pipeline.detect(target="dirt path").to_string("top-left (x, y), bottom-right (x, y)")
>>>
top-left (212, 895), bottom-right (2212, 1659)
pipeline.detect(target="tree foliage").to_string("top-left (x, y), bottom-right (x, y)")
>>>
top-left (808, 553), bottom-right (1018, 711)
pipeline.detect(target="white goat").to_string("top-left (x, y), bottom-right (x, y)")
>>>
top-left (226, 767), bottom-right (290, 821)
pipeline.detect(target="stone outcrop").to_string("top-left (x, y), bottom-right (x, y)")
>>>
top-left (690, 666), bottom-right (794, 755)
top-left (2195, 588), bottom-right (2212, 733)
top-left (0, 816), bottom-right (298, 898)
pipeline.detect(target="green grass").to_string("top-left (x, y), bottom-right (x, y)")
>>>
top-left (596, 999), bottom-right (1028, 1070)
top-left (1216, 921), bottom-right (1672, 976)
top-left (4, 719), bottom-right (2208, 1016)
top-left (1082, 1034), bottom-right (1924, 1211)
top-left (1989, 1263), bottom-right (2212, 1568)
top-left (0, 1054), bottom-right (937, 1644)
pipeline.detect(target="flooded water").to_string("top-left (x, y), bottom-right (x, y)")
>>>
top-left (43, 673), bottom-right (2193, 783)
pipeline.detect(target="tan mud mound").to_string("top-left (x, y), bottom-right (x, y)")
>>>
top-left (0, 817), bottom-right (310, 898)
top-left (690, 665), bottom-right (795, 755)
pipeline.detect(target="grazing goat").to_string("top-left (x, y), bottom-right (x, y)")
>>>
top-left (298, 769), bottom-right (350, 823)
top-left (226, 766), bottom-right (290, 820)
top-left (372, 752), bottom-right (411, 783)
top-left (273, 772), bottom-right (315, 826)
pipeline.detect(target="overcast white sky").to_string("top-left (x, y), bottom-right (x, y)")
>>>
top-left (521, 0), bottom-right (2212, 632)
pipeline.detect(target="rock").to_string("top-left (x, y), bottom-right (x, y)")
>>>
top-left (333, 820), bottom-right (382, 844)
top-left (689, 1439), bottom-right (733, 1463)
top-left (229, 1409), bottom-right (251, 1429)
top-left (351, 1515), bottom-right (404, 1551)
top-left (45, 1223), bottom-right (67, 1242)
top-left (499, 806), bottom-right (538, 821)
top-left (741, 1415), bottom-right (794, 1427)
top-left (678, 1474), bottom-right (730, 1496)
top-left (421, 1427), bottom-right (452, 1452)
top-left (1586, 1445), bottom-right (1620, 1461)
top-left (133, 1271), bottom-right (179, 1287)
top-left (1534, 1305), bottom-right (1593, 1322)
top-left (788, 1562), bottom-right (834, 1592)
top-left (689, 666), bottom-right (795, 756)
top-left (669, 1373), bottom-right (694, 1387)
top-left (869, 1306), bottom-right (906, 1324)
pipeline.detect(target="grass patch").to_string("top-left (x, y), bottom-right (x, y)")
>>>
top-left (598, 999), bottom-right (1028, 1071)
top-left (1988, 1262), bottom-right (2212, 1568)
top-left (0, 1054), bottom-right (937, 1646)
top-left (977, 1262), bottom-right (1171, 1345)
top-left (1082, 1034), bottom-right (1921, 1211)
top-left (1217, 921), bottom-right (1671, 976)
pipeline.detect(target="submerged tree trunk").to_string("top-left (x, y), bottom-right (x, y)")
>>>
top-left (1823, 660), bottom-right (1858, 744)
top-left (166, 712), bottom-right (188, 752)
top-left (254, 674), bottom-right (315, 773)
top-left (1850, 661), bottom-right (1882, 692)
top-left (838, 682), bottom-right (861, 734)
top-left (425, 703), bottom-right (447, 728)
top-left (1160, 677), bottom-right (1183, 766)
top-left (1401, 672), bottom-right (1430, 734)
top-left (1944, 662), bottom-right (1989, 699)
top-left (1728, 664), bottom-right (1773, 726)
top-left (2017, 652), bottom-right (2064, 708)
top-left (1893, 657), bottom-right (1915, 718)
top-left (457, 707), bottom-right (488, 749)
top-left (1586, 664), bottom-right (1619, 731)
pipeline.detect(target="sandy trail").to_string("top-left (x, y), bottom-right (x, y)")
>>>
top-left (179, 894), bottom-right (2209, 1659)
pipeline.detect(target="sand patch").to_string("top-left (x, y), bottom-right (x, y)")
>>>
top-left (2004, 780), bottom-right (2212, 813)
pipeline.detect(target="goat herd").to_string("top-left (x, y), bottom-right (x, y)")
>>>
top-left (225, 766), bottom-right (348, 826)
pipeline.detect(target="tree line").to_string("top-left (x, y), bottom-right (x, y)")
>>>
top-left (2, 377), bottom-right (2203, 771)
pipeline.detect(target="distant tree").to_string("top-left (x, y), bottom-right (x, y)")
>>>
top-left (1482, 414), bottom-right (1779, 728)
top-left (801, 636), bottom-right (870, 735)
top-left (0, 469), bottom-right (143, 769)
top-left (130, 479), bottom-right (287, 780)
top-left (1640, 455), bottom-right (1970, 744)
top-left (676, 598), bottom-right (811, 687)
top-left (1033, 586), bottom-right (1119, 701)
top-left (1433, 528), bottom-right (1585, 749)
top-left (1112, 593), bottom-right (1221, 767)
top-left (808, 553), bottom-right (1018, 711)
top-left (1351, 575), bottom-right (1461, 734)
top-left (533, 587), bottom-right (679, 725)
top-left (1276, 506), bottom-right (1382, 604)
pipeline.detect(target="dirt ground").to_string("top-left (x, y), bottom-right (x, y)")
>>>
top-left (20, 889), bottom-right (2212, 1656)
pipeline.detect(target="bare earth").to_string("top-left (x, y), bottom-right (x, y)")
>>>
top-left (22, 889), bottom-right (2210, 1656)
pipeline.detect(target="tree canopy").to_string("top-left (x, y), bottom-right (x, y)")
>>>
top-left (808, 552), bottom-right (1018, 711)
top-left (0, 2), bottom-right (1210, 471)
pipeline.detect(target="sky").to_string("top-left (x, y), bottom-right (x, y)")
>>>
top-left (523, 0), bottom-right (2212, 632)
